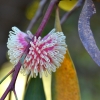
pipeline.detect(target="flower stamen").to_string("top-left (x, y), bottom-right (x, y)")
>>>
top-left (7, 27), bottom-right (67, 78)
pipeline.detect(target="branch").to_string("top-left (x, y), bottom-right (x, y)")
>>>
top-left (0, 62), bottom-right (21, 100)
top-left (61, 0), bottom-right (84, 25)
top-left (0, 0), bottom-right (60, 99)
top-left (35, 0), bottom-right (60, 38)
top-left (27, 0), bottom-right (48, 31)
top-left (13, 89), bottom-right (18, 100)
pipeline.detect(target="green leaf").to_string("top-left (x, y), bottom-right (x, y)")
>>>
top-left (24, 76), bottom-right (46, 100)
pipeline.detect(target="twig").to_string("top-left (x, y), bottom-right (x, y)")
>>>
top-left (13, 89), bottom-right (18, 100)
top-left (61, 0), bottom-right (84, 25)
top-left (0, 0), bottom-right (60, 99)
top-left (0, 62), bottom-right (21, 100)
top-left (35, 0), bottom-right (60, 38)
top-left (27, 0), bottom-right (48, 31)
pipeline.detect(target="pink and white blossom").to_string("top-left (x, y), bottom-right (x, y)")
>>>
top-left (7, 27), bottom-right (67, 78)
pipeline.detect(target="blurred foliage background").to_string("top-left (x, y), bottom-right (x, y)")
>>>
top-left (0, 0), bottom-right (100, 100)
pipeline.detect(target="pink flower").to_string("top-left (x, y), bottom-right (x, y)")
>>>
top-left (7, 27), bottom-right (33, 64)
top-left (7, 27), bottom-right (67, 78)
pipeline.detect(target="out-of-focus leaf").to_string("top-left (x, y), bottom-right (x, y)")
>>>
top-left (78, 0), bottom-right (100, 66)
top-left (26, 1), bottom-right (39, 20)
top-left (59, 0), bottom-right (77, 11)
top-left (52, 51), bottom-right (81, 100)
top-left (42, 74), bottom-right (52, 100)
top-left (55, 7), bottom-right (62, 32)
top-left (24, 76), bottom-right (46, 100)
top-left (51, 7), bottom-right (81, 100)
top-left (0, 62), bottom-right (12, 100)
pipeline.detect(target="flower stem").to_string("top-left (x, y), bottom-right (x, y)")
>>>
top-left (34, 0), bottom-right (60, 38)
top-left (0, 0), bottom-right (60, 99)
top-left (0, 62), bottom-right (21, 100)
top-left (13, 89), bottom-right (18, 100)
top-left (27, 0), bottom-right (47, 31)
top-left (0, 46), bottom-right (29, 100)
top-left (61, 0), bottom-right (84, 25)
